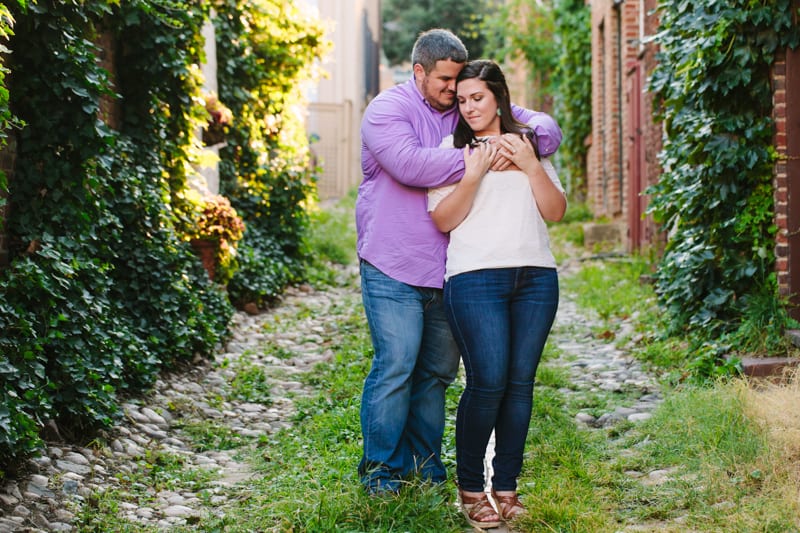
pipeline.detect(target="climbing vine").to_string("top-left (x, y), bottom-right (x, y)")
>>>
top-left (212, 0), bottom-right (330, 307)
top-left (0, 0), bottom-right (228, 469)
top-left (0, 2), bottom-right (23, 224)
top-left (648, 0), bottom-right (800, 349)
top-left (0, 0), bottom-right (326, 471)
top-left (552, 0), bottom-right (591, 199)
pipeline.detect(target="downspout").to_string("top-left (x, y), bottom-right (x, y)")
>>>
top-left (614, 0), bottom-right (624, 214)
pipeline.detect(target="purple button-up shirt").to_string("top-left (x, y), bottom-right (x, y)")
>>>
top-left (356, 78), bottom-right (562, 288)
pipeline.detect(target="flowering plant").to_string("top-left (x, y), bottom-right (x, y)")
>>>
top-left (192, 194), bottom-right (245, 247)
top-left (188, 193), bottom-right (245, 282)
top-left (202, 92), bottom-right (233, 145)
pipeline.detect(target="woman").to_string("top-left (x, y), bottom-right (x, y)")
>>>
top-left (427, 59), bottom-right (566, 529)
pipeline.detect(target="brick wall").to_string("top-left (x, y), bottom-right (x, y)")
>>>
top-left (619, 0), bottom-right (636, 226)
top-left (589, 0), bottom-right (652, 220)
top-left (772, 26), bottom-right (800, 319)
top-left (589, 0), bottom-right (663, 251)
top-left (635, 0), bottom-right (663, 248)
top-left (589, 0), bottom-right (623, 220)
top-left (774, 52), bottom-right (788, 295)
top-left (641, 0), bottom-right (661, 199)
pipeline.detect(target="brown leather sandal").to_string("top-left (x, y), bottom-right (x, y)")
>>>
top-left (458, 489), bottom-right (502, 530)
top-left (491, 489), bottom-right (526, 521)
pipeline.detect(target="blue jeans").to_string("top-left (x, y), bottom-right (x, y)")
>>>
top-left (358, 261), bottom-right (460, 493)
top-left (445, 267), bottom-right (558, 493)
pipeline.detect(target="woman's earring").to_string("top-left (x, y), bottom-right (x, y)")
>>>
top-left (496, 109), bottom-right (502, 116)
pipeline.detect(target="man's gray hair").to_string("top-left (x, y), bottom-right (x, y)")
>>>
top-left (410, 29), bottom-right (468, 74)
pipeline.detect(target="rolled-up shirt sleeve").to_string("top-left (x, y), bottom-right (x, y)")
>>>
top-left (511, 105), bottom-right (563, 158)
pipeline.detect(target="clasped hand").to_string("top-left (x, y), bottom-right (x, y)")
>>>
top-left (464, 134), bottom-right (537, 175)
top-left (491, 133), bottom-right (538, 171)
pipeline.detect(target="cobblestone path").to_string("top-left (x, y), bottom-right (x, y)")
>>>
top-left (0, 261), bottom-right (664, 532)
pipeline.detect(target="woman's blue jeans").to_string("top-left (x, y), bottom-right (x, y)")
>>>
top-left (445, 266), bottom-right (558, 492)
top-left (358, 261), bottom-right (460, 493)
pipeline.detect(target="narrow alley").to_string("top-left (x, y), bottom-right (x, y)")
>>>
top-left (0, 257), bottom-right (664, 532)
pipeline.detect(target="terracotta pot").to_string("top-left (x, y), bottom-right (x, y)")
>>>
top-left (190, 239), bottom-right (218, 281)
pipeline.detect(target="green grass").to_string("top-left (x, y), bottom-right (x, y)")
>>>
top-left (75, 193), bottom-right (800, 532)
top-left (608, 383), bottom-right (799, 531)
top-left (561, 257), bottom-right (655, 323)
top-left (228, 356), bottom-right (274, 403)
top-left (304, 188), bottom-right (358, 287)
top-left (175, 419), bottom-right (252, 451)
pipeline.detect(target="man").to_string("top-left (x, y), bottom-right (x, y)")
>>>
top-left (356, 28), bottom-right (561, 495)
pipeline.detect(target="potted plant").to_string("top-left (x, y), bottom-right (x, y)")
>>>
top-left (202, 92), bottom-right (234, 146)
top-left (189, 193), bottom-right (245, 282)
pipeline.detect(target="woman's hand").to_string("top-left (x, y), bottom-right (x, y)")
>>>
top-left (495, 133), bottom-right (538, 171)
top-left (462, 141), bottom-right (496, 185)
top-left (495, 133), bottom-right (566, 221)
top-left (429, 141), bottom-right (497, 233)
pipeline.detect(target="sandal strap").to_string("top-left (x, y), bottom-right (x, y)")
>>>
top-left (459, 490), bottom-right (502, 528)
top-left (491, 490), bottom-right (526, 520)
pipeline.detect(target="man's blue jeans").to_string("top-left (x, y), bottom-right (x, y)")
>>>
top-left (444, 266), bottom-right (558, 493)
top-left (358, 260), bottom-right (460, 493)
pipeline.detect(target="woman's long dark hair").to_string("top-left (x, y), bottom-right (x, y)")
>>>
top-left (453, 60), bottom-right (535, 154)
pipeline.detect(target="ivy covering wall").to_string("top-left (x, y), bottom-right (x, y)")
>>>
top-left (648, 0), bottom-right (800, 352)
top-left (0, 0), bottom-right (327, 472)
